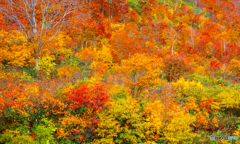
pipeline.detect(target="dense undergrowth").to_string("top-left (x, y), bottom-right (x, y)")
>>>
top-left (0, 0), bottom-right (240, 143)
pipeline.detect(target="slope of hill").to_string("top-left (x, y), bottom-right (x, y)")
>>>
top-left (0, 0), bottom-right (240, 143)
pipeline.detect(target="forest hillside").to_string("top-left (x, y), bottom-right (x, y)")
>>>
top-left (0, 0), bottom-right (240, 143)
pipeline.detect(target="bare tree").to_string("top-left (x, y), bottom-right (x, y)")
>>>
top-left (0, 0), bottom-right (81, 70)
top-left (166, 28), bottom-right (178, 55)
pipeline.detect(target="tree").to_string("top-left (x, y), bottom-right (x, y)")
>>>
top-left (116, 53), bottom-right (164, 98)
top-left (0, 0), bottom-right (80, 70)
top-left (165, 27), bottom-right (178, 55)
top-left (163, 54), bottom-right (193, 81)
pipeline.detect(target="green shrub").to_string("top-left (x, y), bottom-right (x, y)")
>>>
top-left (10, 135), bottom-right (37, 144)
top-left (0, 129), bottom-right (36, 144)
top-left (32, 118), bottom-right (57, 144)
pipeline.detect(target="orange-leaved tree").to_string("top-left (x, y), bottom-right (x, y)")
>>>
top-left (115, 53), bottom-right (164, 98)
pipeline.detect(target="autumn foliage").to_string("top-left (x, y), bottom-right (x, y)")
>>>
top-left (68, 84), bottom-right (110, 112)
top-left (0, 0), bottom-right (240, 143)
top-left (163, 54), bottom-right (193, 81)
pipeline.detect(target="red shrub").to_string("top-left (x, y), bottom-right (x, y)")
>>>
top-left (68, 83), bottom-right (111, 112)
top-left (200, 98), bottom-right (214, 112)
top-left (210, 61), bottom-right (221, 71)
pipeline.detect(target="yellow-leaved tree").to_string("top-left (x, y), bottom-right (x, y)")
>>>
top-left (95, 43), bottom-right (113, 68)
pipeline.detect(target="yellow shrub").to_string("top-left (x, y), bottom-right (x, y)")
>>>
top-left (57, 66), bottom-right (78, 78)
top-left (195, 112), bottom-right (208, 130)
top-left (164, 108), bottom-right (198, 143)
top-left (35, 55), bottom-right (56, 79)
top-left (144, 100), bottom-right (198, 143)
top-left (233, 124), bottom-right (240, 144)
top-left (172, 77), bottom-right (206, 103)
top-left (216, 85), bottom-right (240, 109)
top-left (94, 97), bottom-right (150, 143)
top-left (227, 59), bottom-right (240, 76)
top-left (185, 96), bottom-right (200, 112)
top-left (194, 66), bottom-right (206, 75)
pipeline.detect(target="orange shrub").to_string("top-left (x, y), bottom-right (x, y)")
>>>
top-left (163, 54), bottom-right (193, 81)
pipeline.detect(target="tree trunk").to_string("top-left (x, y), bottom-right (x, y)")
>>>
top-left (120, 52), bottom-right (123, 66)
top-left (34, 49), bottom-right (40, 72)
top-left (35, 56), bottom-right (40, 72)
